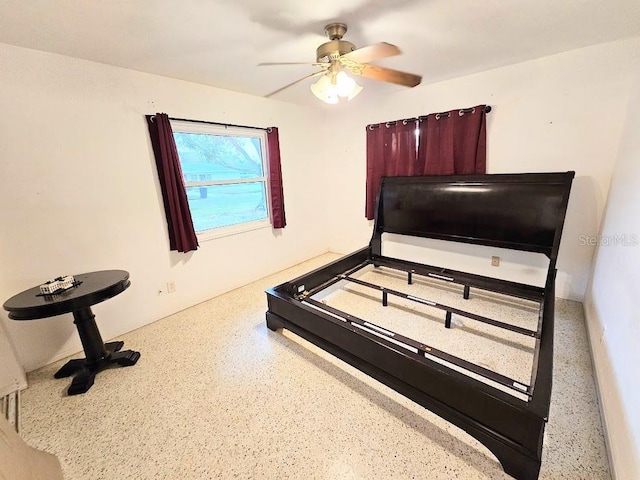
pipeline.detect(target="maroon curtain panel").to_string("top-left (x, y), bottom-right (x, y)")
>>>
top-left (146, 113), bottom-right (199, 253)
top-left (417, 105), bottom-right (487, 175)
top-left (386, 120), bottom-right (419, 176)
top-left (365, 120), bottom-right (418, 220)
top-left (267, 127), bottom-right (286, 229)
top-left (366, 105), bottom-right (487, 219)
top-left (365, 125), bottom-right (387, 220)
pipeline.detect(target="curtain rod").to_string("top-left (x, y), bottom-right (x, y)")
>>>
top-left (150, 115), bottom-right (270, 132)
top-left (366, 105), bottom-right (492, 130)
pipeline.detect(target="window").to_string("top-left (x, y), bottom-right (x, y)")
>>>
top-left (171, 120), bottom-right (270, 238)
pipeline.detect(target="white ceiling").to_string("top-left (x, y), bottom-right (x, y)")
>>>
top-left (2, 0), bottom-right (640, 106)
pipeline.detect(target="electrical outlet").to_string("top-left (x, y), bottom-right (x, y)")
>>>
top-left (491, 256), bottom-right (500, 267)
top-left (167, 281), bottom-right (176, 293)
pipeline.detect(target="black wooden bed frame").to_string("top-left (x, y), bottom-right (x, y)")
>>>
top-left (265, 172), bottom-right (574, 480)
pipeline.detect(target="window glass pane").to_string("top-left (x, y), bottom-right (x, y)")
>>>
top-left (174, 132), bottom-right (264, 181)
top-left (186, 182), bottom-right (268, 232)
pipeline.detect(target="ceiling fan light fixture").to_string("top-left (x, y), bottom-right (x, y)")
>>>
top-left (336, 71), bottom-right (363, 100)
top-left (310, 74), bottom-right (339, 104)
top-left (310, 71), bottom-right (362, 104)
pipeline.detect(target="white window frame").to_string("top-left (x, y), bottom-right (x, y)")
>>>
top-left (171, 120), bottom-right (272, 241)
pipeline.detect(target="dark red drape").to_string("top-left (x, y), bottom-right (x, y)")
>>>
top-left (146, 113), bottom-right (199, 253)
top-left (417, 105), bottom-right (486, 175)
top-left (365, 105), bottom-right (487, 219)
top-left (365, 120), bottom-right (418, 220)
top-left (266, 127), bottom-right (286, 229)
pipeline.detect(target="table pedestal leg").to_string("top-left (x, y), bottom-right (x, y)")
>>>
top-left (54, 307), bottom-right (140, 395)
top-left (74, 307), bottom-right (108, 364)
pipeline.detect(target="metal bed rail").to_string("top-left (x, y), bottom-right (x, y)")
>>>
top-left (302, 296), bottom-right (533, 396)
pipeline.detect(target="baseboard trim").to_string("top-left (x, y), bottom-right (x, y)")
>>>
top-left (582, 295), bottom-right (640, 480)
top-left (582, 298), bottom-right (616, 479)
top-left (24, 343), bottom-right (83, 373)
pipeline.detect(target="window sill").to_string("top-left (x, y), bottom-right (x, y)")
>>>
top-left (196, 220), bottom-right (272, 242)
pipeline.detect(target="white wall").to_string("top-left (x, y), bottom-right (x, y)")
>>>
top-left (0, 323), bottom-right (26, 396)
top-left (324, 38), bottom-right (640, 300)
top-left (0, 43), bottom-right (330, 371)
top-left (583, 65), bottom-right (640, 480)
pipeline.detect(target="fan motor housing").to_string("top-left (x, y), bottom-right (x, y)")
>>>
top-left (316, 40), bottom-right (356, 62)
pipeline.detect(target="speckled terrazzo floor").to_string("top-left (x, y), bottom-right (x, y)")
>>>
top-left (20, 253), bottom-right (610, 479)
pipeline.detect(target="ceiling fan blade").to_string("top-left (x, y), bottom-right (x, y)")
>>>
top-left (258, 62), bottom-right (325, 66)
top-left (341, 42), bottom-right (401, 64)
top-left (355, 64), bottom-right (422, 87)
top-left (264, 70), bottom-right (325, 98)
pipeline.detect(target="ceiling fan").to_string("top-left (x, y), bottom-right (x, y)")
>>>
top-left (259, 23), bottom-right (422, 104)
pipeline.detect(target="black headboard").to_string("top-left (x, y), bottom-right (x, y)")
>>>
top-left (370, 172), bottom-right (574, 259)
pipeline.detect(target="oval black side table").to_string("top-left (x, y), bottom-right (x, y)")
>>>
top-left (3, 270), bottom-right (140, 396)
